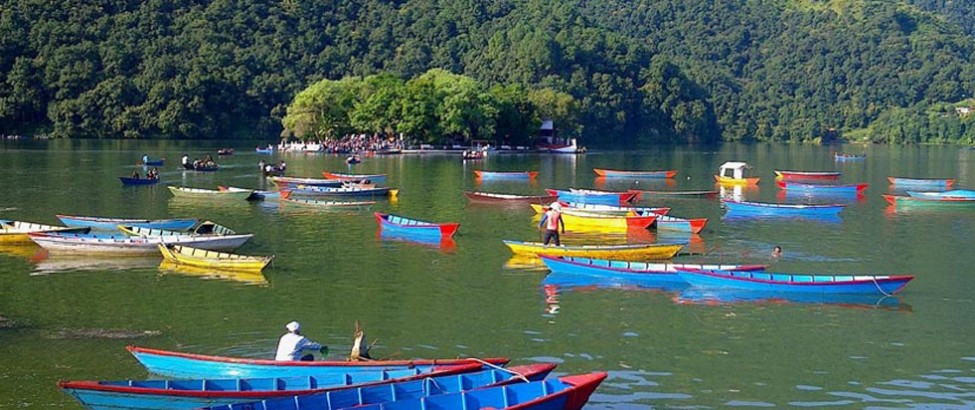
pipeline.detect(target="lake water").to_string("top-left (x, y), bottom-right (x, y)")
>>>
top-left (1, 141), bottom-right (975, 408)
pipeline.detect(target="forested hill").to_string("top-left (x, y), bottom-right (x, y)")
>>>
top-left (1, 0), bottom-right (974, 143)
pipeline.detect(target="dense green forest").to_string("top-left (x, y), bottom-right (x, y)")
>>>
top-left (1, 0), bottom-right (974, 144)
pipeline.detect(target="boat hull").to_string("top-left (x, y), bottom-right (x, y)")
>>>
top-left (120, 177), bottom-right (160, 186)
top-left (126, 346), bottom-right (508, 379)
top-left (676, 268), bottom-right (913, 295)
top-left (714, 175), bottom-right (760, 185)
top-left (773, 170), bottom-right (842, 181)
top-left (56, 215), bottom-right (198, 231)
top-left (158, 245), bottom-right (272, 272)
top-left (540, 255), bottom-right (766, 285)
top-left (775, 180), bottom-right (867, 195)
top-left (29, 233), bottom-right (252, 255)
top-left (374, 213), bottom-right (459, 238)
top-left (168, 186), bottom-right (253, 200)
top-left (887, 177), bottom-right (955, 189)
top-left (503, 240), bottom-right (684, 260)
top-left (558, 211), bottom-right (656, 231)
top-left (628, 189), bottom-right (718, 199)
top-left (546, 189), bottom-right (637, 206)
top-left (723, 200), bottom-right (845, 217)
top-left (474, 170), bottom-right (538, 179)
top-left (593, 169), bottom-right (677, 178)
top-left (321, 172), bottom-right (387, 183)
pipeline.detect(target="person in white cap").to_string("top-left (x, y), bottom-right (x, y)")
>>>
top-left (538, 202), bottom-right (566, 246)
top-left (275, 321), bottom-right (327, 361)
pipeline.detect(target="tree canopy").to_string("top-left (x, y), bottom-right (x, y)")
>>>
top-left (1, 0), bottom-right (973, 144)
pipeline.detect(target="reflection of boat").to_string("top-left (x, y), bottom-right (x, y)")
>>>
top-left (158, 261), bottom-right (268, 285)
top-left (715, 162), bottom-right (759, 185)
top-left (158, 244), bottom-right (273, 272)
top-left (0, 244), bottom-right (44, 259)
top-left (374, 213), bottom-right (459, 238)
top-left (0, 221), bottom-right (90, 244)
top-left (502, 240), bottom-right (684, 260)
top-left (474, 170), bottom-right (538, 180)
top-left (378, 230), bottom-right (457, 251)
top-left (887, 176), bottom-right (954, 189)
top-left (673, 287), bottom-right (910, 310)
top-left (464, 191), bottom-right (558, 203)
top-left (126, 345), bottom-right (509, 379)
top-left (33, 255), bottom-right (160, 274)
top-left (56, 215), bottom-right (198, 231)
top-left (906, 189), bottom-right (975, 200)
top-left (540, 255), bottom-right (766, 287)
top-left (773, 170), bottom-right (841, 181)
top-left (775, 180), bottom-right (867, 195)
top-left (592, 169), bottom-right (677, 178)
top-left (675, 268), bottom-right (913, 295)
top-left (723, 199), bottom-right (845, 217)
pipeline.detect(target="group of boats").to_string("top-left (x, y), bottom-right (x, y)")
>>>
top-left (57, 345), bottom-right (606, 410)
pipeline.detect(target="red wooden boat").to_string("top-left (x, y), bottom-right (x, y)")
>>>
top-left (773, 170), bottom-right (842, 181)
top-left (374, 213), bottom-right (460, 238)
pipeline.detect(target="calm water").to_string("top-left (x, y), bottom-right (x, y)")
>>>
top-left (1, 141), bottom-right (975, 408)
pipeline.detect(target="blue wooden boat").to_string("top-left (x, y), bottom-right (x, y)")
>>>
top-left (539, 255), bottom-right (767, 286)
top-left (58, 364), bottom-right (493, 410)
top-left (546, 189), bottom-right (638, 206)
top-left (374, 213), bottom-right (459, 238)
top-left (474, 170), bottom-right (538, 180)
top-left (290, 185), bottom-right (396, 197)
top-left (204, 364), bottom-right (557, 410)
top-left (256, 148), bottom-right (274, 154)
top-left (887, 176), bottom-right (955, 189)
top-left (675, 268), bottom-right (913, 295)
top-left (120, 176), bottom-right (160, 186)
top-left (775, 180), bottom-right (868, 195)
top-left (380, 230), bottom-right (457, 250)
top-left (126, 346), bottom-right (509, 379)
top-left (56, 215), bottom-right (198, 231)
top-left (143, 159), bottom-right (165, 166)
top-left (210, 372), bottom-right (607, 410)
top-left (722, 199), bottom-right (845, 217)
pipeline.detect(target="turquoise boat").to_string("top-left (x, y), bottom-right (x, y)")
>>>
top-left (126, 346), bottom-right (509, 379)
top-left (56, 215), bottom-right (198, 231)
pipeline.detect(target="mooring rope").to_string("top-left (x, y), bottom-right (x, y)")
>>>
top-left (470, 357), bottom-right (530, 383)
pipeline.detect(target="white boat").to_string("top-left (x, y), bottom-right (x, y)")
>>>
top-left (167, 186), bottom-right (253, 200)
top-left (27, 232), bottom-right (252, 256)
top-left (118, 221), bottom-right (237, 237)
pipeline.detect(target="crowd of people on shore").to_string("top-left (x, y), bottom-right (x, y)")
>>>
top-left (279, 133), bottom-right (404, 153)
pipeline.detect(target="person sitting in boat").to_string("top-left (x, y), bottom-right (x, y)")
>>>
top-left (538, 202), bottom-right (566, 246)
top-left (142, 154), bottom-right (149, 164)
top-left (275, 321), bottom-right (327, 361)
top-left (278, 160), bottom-right (287, 171)
top-left (131, 170), bottom-right (140, 179)
top-left (258, 160), bottom-right (266, 170)
top-left (181, 154), bottom-right (191, 169)
top-left (146, 168), bottom-right (158, 179)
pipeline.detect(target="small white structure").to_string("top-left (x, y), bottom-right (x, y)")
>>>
top-left (715, 161), bottom-right (760, 185)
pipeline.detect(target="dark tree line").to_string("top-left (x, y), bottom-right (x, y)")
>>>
top-left (0, 0), bottom-right (973, 144)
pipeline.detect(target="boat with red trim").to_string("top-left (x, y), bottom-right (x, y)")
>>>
top-left (593, 168), bottom-right (677, 178)
top-left (374, 213), bottom-right (459, 238)
top-left (675, 268), bottom-right (913, 295)
top-left (773, 170), bottom-right (842, 181)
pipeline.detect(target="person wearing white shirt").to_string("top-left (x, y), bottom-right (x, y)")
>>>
top-left (275, 321), bottom-right (326, 361)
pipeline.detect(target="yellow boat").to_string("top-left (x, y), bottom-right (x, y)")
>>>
top-left (157, 244), bottom-right (273, 272)
top-left (715, 161), bottom-right (760, 185)
top-left (158, 261), bottom-right (268, 285)
top-left (530, 204), bottom-right (651, 232)
top-left (0, 221), bottom-right (89, 244)
top-left (502, 240), bottom-right (685, 260)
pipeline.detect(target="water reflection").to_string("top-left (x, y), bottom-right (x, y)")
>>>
top-left (717, 184), bottom-right (760, 202)
top-left (542, 271), bottom-right (689, 292)
top-left (158, 261), bottom-right (268, 285)
top-left (32, 255), bottom-right (160, 274)
top-left (376, 230), bottom-right (457, 252)
top-left (504, 255), bottom-right (548, 271)
top-left (0, 244), bottom-right (45, 259)
top-left (672, 287), bottom-right (910, 311)
top-left (593, 177), bottom-right (675, 191)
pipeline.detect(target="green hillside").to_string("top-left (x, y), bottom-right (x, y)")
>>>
top-left (0, 0), bottom-right (973, 143)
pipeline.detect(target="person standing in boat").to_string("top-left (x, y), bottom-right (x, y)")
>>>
top-left (538, 202), bottom-right (566, 246)
top-left (275, 321), bottom-right (327, 361)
